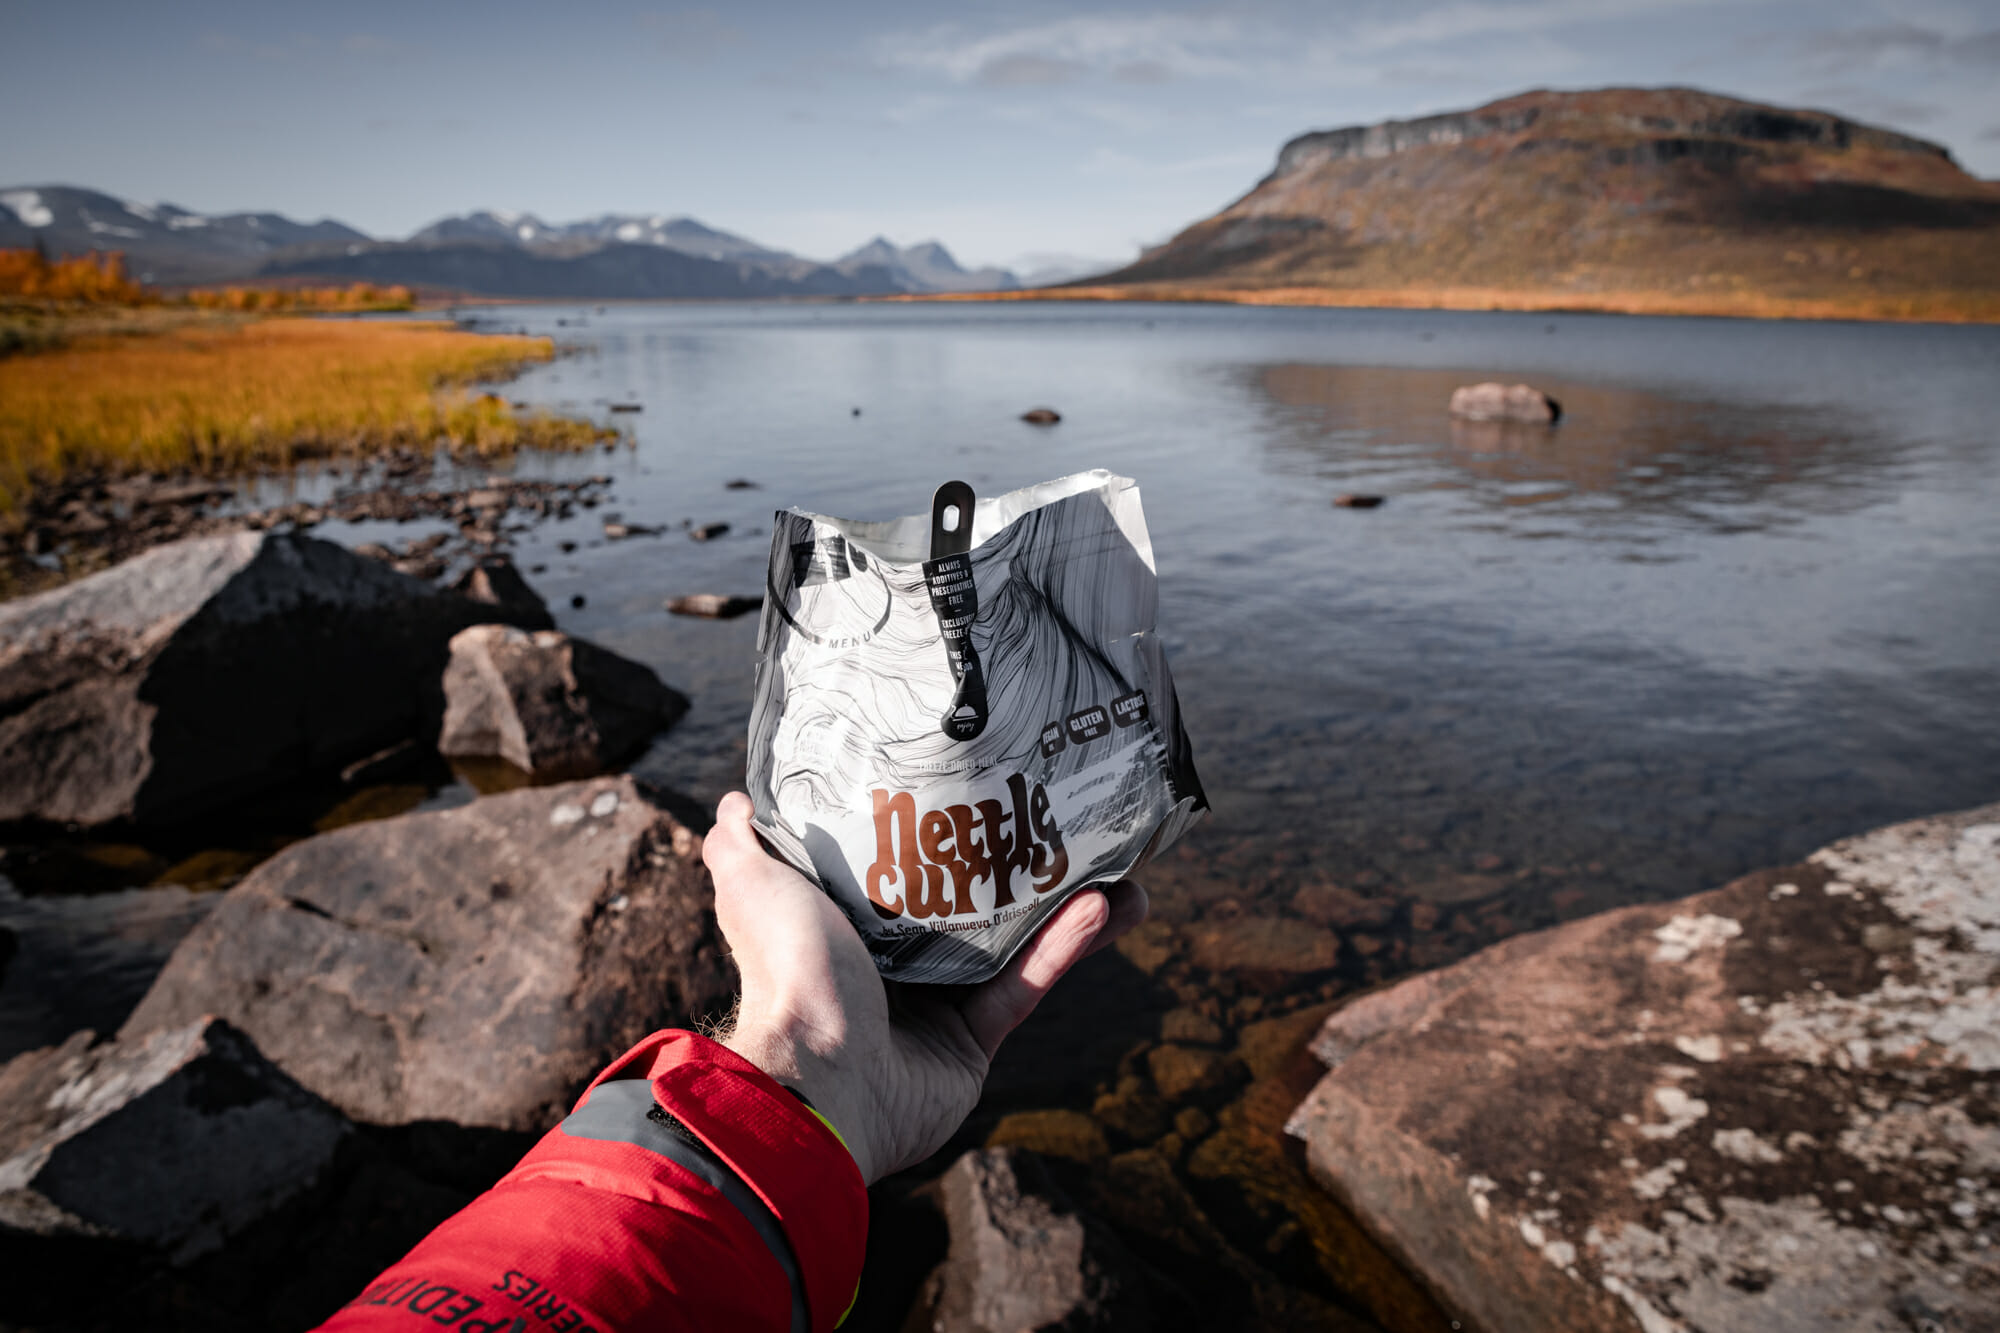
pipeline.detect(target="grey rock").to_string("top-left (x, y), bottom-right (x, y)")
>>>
top-left (915, 1147), bottom-right (1155, 1333)
top-left (120, 776), bottom-right (731, 1130)
top-left (450, 553), bottom-right (554, 630)
top-left (0, 1019), bottom-right (349, 1260)
top-left (1287, 804), bottom-right (2000, 1333)
top-left (1448, 381), bottom-right (1562, 424)
top-left (0, 531), bottom-right (537, 827)
top-left (437, 625), bottom-right (688, 777)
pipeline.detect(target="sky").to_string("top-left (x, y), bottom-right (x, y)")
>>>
top-left (4, 0), bottom-right (1998, 273)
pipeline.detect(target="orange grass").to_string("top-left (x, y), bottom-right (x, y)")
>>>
top-left (887, 283), bottom-right (2000, 324)
top-left (0, 318), bottom-right (612, 509)
top-left (185, 282), bottom-right (416, 313)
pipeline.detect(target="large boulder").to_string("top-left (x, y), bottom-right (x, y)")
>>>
top-left (120, 775), bottom-right (731, 1130)
top-left (437, 625), bottom-right (688, 778)
top-left (0, 1018), bottom-right (350, 1261)
top-left (912, 1147), bottom-right (1157, 1333)
top-left (1448, 381), bottom-right (1561, 424)
top-left (0, 531), bottom-right (539, 827)
top-left (1287, 805), bottom-right (2000, 1333)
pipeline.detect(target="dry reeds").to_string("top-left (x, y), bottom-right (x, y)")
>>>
top-left (185, 283), bottom-right (416, 313)
top-left (0, 318), bottom-right (612, 509)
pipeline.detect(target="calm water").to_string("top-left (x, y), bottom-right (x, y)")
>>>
top-left (468, 301), bottom-right (2000, 906)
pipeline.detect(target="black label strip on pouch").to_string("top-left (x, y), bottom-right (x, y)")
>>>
top-left (925, 480), bottom-right (988, 741)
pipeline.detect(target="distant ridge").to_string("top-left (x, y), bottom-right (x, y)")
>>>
top-left (833, 236), bottom-right (1018, 292)
top-left (0, 186), bottom-right (367, 283)
top-left (0, 189), bottom-right (1019, 297)
top-left (1079, 87), bottom-right (2000, 321)
top-left (259, 241), bottom-right (912, 301)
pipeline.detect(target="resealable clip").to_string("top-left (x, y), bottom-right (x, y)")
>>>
top-left (923, 480), bottom-right (988, 741)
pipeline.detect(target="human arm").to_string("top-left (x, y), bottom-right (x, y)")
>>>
top-left (316, 792), bottom-right (1145, 1332)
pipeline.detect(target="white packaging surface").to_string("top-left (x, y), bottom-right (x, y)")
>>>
top-left (747, 470), bottom-right (1206, 983)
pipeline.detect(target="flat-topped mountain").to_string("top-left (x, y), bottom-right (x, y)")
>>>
top-left (1090, 87), bottom-right (2000, 319)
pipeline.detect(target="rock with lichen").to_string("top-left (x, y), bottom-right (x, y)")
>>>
top-left (1287, 804), bottom-right (2000, 1333)
top-left (119, 776), bottom-right (729, 1131)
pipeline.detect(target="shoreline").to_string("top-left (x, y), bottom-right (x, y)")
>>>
top-left (871, 283), bottom-right (2000, 325)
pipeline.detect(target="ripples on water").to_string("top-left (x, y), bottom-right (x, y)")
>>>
top-left (5, 302), bottom-right (1997, 1321)
top-left (483, 303), bottom-right (1999, 908)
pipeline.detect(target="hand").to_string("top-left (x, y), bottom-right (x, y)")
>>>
top-left (702, 790), bottom-right (1148, 1184)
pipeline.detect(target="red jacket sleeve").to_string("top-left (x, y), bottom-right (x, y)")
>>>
top-left (316, 1031), bottom-right (867, 1333)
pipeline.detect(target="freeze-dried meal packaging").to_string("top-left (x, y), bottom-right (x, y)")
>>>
top-left (747, 469), bottom-right (1207, 984)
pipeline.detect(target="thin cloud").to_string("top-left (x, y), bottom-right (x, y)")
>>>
top-left (1800, 22), bottom-right (2000, 71)
top-left (874, 14), bottom-right (1245, 86)
top-left (978, 54), bottom-right (1088, 87)
top-left (1343, 0), bottom-right (1754, 54)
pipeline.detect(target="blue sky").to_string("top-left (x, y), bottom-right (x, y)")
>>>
top-left (4, 0), bottom-right (1997, 271)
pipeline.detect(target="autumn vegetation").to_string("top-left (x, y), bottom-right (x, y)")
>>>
top-left (0, 248), bottom-right (610, 510)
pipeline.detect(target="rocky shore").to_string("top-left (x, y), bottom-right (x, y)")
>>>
top-left (0, 449), bottom-right (615, 599)
top-left (3, 513), bottom-right (1996, 1331)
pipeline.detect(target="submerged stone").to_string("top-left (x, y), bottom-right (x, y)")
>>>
top-left (913, 1147), bottom-right (1155, 1332)
top-left (986, 1108), bottom-right (1110, 1165)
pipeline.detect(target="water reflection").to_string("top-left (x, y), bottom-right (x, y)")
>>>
top-left (1255, 362), bottom-right (1894, 534)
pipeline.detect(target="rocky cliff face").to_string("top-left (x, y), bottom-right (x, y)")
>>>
top-left (1096, 87), bottom-right (2000, 316)
top-left (1265, 90), bottom-right (1952, 184)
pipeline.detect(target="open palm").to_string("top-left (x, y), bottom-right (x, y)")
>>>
top-left (703, 791), bottom-right (1147, 1182)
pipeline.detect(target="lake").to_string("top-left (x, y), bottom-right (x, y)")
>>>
top-left (6, 299), bottom-right (1998, 1323)
top-left (477, 301), bottom-right (2000, 916)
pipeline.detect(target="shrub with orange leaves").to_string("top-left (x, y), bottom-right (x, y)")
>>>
top-left (185, 283), bottom-right (416, 313)
top-left (0, 249), bottom-right (151, 306)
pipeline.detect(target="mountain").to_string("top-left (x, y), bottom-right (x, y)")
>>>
top-left (1086, 87), bottom-right (2000, 319)
top-left (834, 237), bottom-right (1018, 292)
top-left (0, 187), bottom-right (1016, 298)
top-left (259, 242), bottom-right (909, 300)
top-left (407, 210), bottom-right (793, 264)
top-left (281, 221), bottom-right (1017, 299)
top-left (0, 186), bottom-right (369, 283)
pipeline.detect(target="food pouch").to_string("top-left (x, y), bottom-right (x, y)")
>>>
top-left (748, 469), bottom-right (1207, 983)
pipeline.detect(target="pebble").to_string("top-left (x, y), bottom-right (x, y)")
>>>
top-left (665, 593), bottom-right (762, 620)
